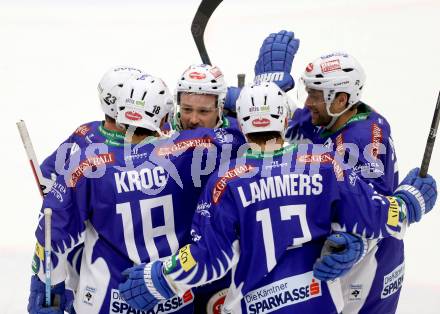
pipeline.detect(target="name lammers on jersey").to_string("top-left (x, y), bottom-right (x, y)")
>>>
top-left (114, 166), bottom-right (168, 193)
top-left (238, 174), bottom-right (323, 208)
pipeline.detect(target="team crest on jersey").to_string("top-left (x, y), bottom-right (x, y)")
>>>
top-left (212, 164), bottom-right (254, 204)
top-left (74, 124), bottom-right (91, 136)
top-left (156, 137), bottom-right (213, 156)
top-left (69, 153), bottom-right (115, 187)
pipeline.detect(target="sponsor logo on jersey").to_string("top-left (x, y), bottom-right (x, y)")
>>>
top-left (332, 158), bottom-right (344, 181)
top-left (156, 137), bottom-right (212, 156)
top-left (210, 66), bottom-right (223, 79)
top-left (188, 71), bottom-right (206, 80)
top-left (386, 196), bottom-right (400, 227)
top-left (348, 284), bottom-right (363, 301)
top-left (124, 111), bottom-right (142, 121)
top-left (82, 285), bottom-right (96, 306)
top-left (296, 153), bottom-right (333, 163)
top-left (163, 255), bottom-right (178, 275)
top-left (207, 289), bottom-right (228, 314)
top-left (212, 165), bottom-right (255, 204)
top-left (196, 202), bottom-right (212, 218)
top-left (305, 63), bottom-right (314, 72)
top-left (320, 59), bottom-right (341, 73)
top-left (335, 133), bottom-right (344, 156)
top-left (252, 118), bottom-right (271, 127)
top-left (110, 289), bottom-right (193, 313)
top-left (69, 153), bottom-right (114, 187)
top-left (31, 253), bottom-right (40, 274)
top-left (74, 124), bottom-right (91, 136)
top-left (34, 242), bottom-right (45, 261)
top-left (178, 244), bottom-right (196, 272)
top-left (371, 123), bottom-right (383, 159)
top-left (381, 262), bottom-right (404, 298)
top-left (244, 272), bottom-right (321, 313)
top-left (190, 229), bottom-right (202, 242)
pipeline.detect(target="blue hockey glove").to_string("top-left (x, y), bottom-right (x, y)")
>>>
top-left (118, 261), bottom-right (175, 311)
top-left (224, 86), bottom-right (241, 115)
top-left (313, 232), bottom-right (365, 281)
top-left (394, 167), bottom-right (437, 224)
top-left (254, 30), bottom-right (300, 92)
top-left (27, 275), bottom-right (67, 314)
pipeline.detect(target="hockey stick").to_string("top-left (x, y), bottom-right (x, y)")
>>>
top-left (191, 0), bottom-right (223, 65)
top-left (419, 91), bottom-right (440, 177)
top-left (16, 120), bottom-right (45, 198)
top-left (17, 121), bottom-right (53, 305)
top-left (44, 207), bottom-right (52, 307)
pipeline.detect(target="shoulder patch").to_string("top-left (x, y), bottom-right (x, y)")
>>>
top-left (69, 153), bottom-right (115, 187)
top-left (74, 124), bottom-right (91, 136)
top-left (156, 137), bottom-right (213, 156)
top-left (212, 164), bottom-right (254, 204)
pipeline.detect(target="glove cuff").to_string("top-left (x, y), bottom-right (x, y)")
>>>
top-left (144, 261), bottom-right (175, 300)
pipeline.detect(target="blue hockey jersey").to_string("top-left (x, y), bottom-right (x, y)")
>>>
top-left (40, 121), bottom-right (125, 179)
top-left (285, 104), bottom-right (402, 313)
top-left (162, 144), bottom-right (404, 314)
top-left (32, 127), bottom-right (246, 314)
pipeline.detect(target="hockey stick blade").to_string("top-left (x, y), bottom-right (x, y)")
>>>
top-left (191, 0), bottom-right (223, 65)
top-left (419, 91), bottom-right (440, 177)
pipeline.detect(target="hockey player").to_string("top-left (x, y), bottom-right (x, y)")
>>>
top-left (117, 82), bottom-right (437, 313)
top-left (27, 76), bottom-right (247, 313)
top-left (35, 66), bottom-right (145, 307)
top-left (283, 52), bottom-right (409, 313)
top-left (171, 64), bottom-right (239, 131)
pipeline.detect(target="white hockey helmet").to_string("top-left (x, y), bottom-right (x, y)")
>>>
top-left (98, 66), bottom-right (145, 119)
top-left (301, 52), bottom-right (366, 128)
top-left (174, 64), bottom-right (227, 128)
top-left (116, 76), bottom-right (173, 133)
top-left (236, 82), bottom-right (290, 137)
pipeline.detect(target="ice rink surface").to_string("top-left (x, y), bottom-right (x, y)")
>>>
top-left (0, 0), bottom-right (439, 312)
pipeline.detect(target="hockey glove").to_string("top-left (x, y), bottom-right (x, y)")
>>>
top-left (254, 30), bottom-right (300, 92)
top-left (313, 232), bottom-right (365, 281)
top-left (118, 261), bottom-right (175, 311)
top-left (27, 275), bottom-right (67, 314)
top-left (394, 167), bottom-right (437, 223)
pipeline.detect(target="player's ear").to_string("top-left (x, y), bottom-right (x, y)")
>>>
top-left (332, 93), bottom-right (349, 112)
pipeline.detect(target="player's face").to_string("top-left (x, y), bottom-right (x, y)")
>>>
top-left (304, 88), bottom-right (332, 126)
top-left (179, 93), bottom-right (219, 129)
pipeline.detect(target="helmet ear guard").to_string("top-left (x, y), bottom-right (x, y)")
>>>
top-left (98, 66), bottom-right (146, 119)
top-left (301, 52), bottom-right (366, 128)
top-left (236, 82), bottom-right (290, 138)
top-left (174, 64), bottom-right (227, 129)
